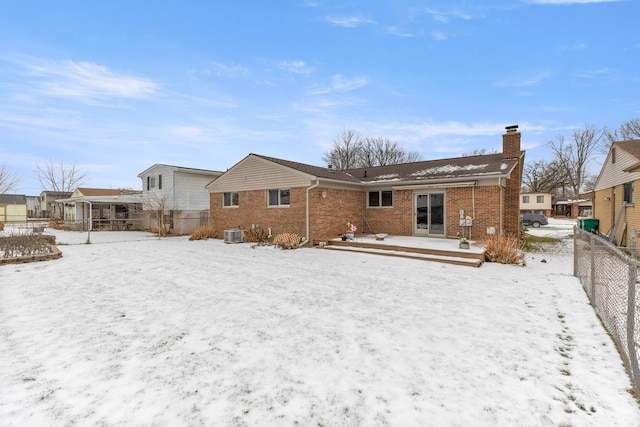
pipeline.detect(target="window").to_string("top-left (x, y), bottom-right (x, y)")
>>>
top-left (223, 192), bottom-right (239, 207)
top-left (268, 189), bottom-right (290, 206)
top-left (368, 190), bottom-right (393, 207)
top-left (522, 195), bottom-right (530, 203)
top-left (147, 176), bottom-right (156, 190)
top-left (536, 195), bottom-right (544, 203)
top-left (158, 174), bottom-right (162, 190)
top-left (624, 182), bottom-right (634, 204)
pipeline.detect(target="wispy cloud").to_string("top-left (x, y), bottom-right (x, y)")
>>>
top-left (307, 74), bottom-right (368, 95)
top-left (323, 16), bottom-right (376, 28)
top-left (331, 74), bottom-right (367, 91)
top-left (559, 43), bottom-right (587, 51)
top-left (431, 31), bottom-right (450, 41)
top-left (494, 71), bottom-right (551, 87)
top-left (528, 0), bottom-right (619, 4)
top-left (26, 60), bottom-right (157, 101)
top-left (424, 7), bottom-right (473, 24)
top-left (383, 26), bottom-right (414, 38)
top-left (278, 60), bottom-right (315, 74)
top-left (575, 67), bottom-right (614, 79)
top-left (199, 62), bottom-right (249, 78)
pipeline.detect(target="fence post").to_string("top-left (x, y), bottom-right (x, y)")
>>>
top-left (628, 229), bottom-right (640, 396)
top-left (573, 226), bottom-right (577, 278)
top-left (590, 232), bottom-right (596, 305)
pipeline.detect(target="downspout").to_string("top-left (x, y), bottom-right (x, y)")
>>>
top-left (499, 178), bottom-right (504, 235)
top-left (301, 179), bottom-right (320, 246)
top-left (472, 183), bottom-right (476, 239)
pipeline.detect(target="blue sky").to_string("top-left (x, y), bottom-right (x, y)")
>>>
top-left (1, 0), bottom-right (638, 195)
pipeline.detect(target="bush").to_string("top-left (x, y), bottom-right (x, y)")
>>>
top-left (189, 225), bottom-right (217, 241)
top-left (481, 233), bottom-right (525, 265)
top-left (243, 228), bottom-right (270, 244)
top-left (0, 231), bottom-right (52, 259)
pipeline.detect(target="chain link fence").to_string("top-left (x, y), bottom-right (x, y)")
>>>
top-left (574, 226), bottom-right (640, 397)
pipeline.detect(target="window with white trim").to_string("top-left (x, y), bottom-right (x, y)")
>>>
top-left (268, 189), bottom-right (290, 206)
top-left (522, 195), bottom-right (530, 203)
top-left (223, 192), bottom-right (239, 207)
top-left (147, 176), bottom-right (156, 190)
top-left (368, 190), bottom-right (393, 207)
top-left (536, 195), bottom-right (544, 203)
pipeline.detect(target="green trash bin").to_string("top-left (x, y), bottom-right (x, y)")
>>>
top-left (579, 218), bottom-right (599, 232)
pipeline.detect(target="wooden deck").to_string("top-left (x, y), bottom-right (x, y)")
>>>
top-left (313, 235), bottom-right (486, 267)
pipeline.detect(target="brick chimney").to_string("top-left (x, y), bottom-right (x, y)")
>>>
top-left (502, 124), bottom-right (521, 159)
top-left (501, 125), bottom-right (524, 236)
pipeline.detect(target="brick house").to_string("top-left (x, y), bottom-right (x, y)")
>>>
top-left (207, 126), bottom-right (524, 243)
top-left (593, 140), bottom-right (640, 246)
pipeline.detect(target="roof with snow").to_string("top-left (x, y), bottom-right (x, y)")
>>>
top-left (255, 151), bottom-right (522, 185)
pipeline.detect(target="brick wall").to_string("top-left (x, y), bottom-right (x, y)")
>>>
top-left (210, 187), bottom-right (363, 241)
top-left (447, 186), bottom-right (502, 238)
top-left (502, 127), bottom-right (523, 236)
top-left (211, 183), bottom-right (513, 241)
top-left (362, 189), bottom-right (412, 235)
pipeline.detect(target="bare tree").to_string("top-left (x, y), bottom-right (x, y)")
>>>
top-left (358, 137), bottom-right (422, 167)
top-left (548, 124), bottom-right (603, 196)
top-left (143, 187), bottom-right (174, 238)
top-left (602, 117), bottom-right (640, 153)
top-left (322, 128), bottom-right (422, 169)
top-left (0, 163), bottom-right (20, 194)
top-left (521, 159), bottom-right (568, 193)
top-left (581, 173), bottom-right (598, 193)
top-left (322, 128), bottom-right (362, 169)
top-left (36, 160), bottom-right (89, 192)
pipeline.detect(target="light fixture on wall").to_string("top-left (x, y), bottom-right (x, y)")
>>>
top-left (604, 197), bottom-right (611, 201)
top-left (322, 191), bottom-right (327, 198)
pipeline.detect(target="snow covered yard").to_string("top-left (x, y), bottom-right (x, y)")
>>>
top-left (1, 221), bottom-right (639, 426)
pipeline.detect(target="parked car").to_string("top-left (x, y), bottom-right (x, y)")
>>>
top-left (521, 213), bottom-right (548, 228)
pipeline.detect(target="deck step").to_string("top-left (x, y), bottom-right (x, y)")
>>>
top-left (315, 238), bottom-right (484, 267)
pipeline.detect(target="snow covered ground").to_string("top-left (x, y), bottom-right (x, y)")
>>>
top-left (1, 218), bottom-right (639, 426)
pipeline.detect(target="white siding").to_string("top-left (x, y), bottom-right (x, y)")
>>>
top-left (208, 155), bottom-right (313, 193)
top-left (594, 147), bottom-right (640, 191)
top-left (141, 165), bottom-right (177, 209)
top-left (173, 172), bottom-right (215, 210)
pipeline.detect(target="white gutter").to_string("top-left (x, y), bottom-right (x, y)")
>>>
top-left (391, 181), bottom-right (477, 190)
top-left (301, 179), bottom-right (320, 246)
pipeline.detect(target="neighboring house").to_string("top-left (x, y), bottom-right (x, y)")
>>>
top-left (553, 193), bottom-right (593, 218)
top-left (593, 140), bottom-right (640, 246)
top-left (520, 192), bottom-right (552, 217)
top-left (40, 191), bottom-right (72, 218)
top-left (207, 125), bottom-right (524, 243)
top-left (57, 188), bottom-right (143, 231)
top-left (0, 194), bottom-right (28, 223)
top-left (26, 195), bottom-right (41, 218)
top-left (137, 164), bottom-right (223, 235)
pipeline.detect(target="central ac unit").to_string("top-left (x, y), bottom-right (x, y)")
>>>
top-left (224, 229), bottom-right (243, 244)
